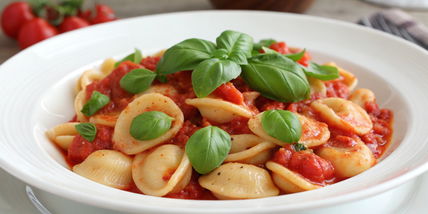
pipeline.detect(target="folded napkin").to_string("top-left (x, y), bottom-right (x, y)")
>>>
top-left (358, 9), bottom-right (428, 50)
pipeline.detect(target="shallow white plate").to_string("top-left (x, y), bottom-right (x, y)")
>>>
top-left (1, 11), bottom-right (428, 213)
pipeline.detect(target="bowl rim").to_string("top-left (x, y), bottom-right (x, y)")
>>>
top-left (1, 10), bottom-right (428, 213)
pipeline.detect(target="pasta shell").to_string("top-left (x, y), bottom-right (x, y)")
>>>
top-left (248, 112), bottom-right (298, 146)
top-left (132, 144), bottom-right (191, 196)
top-left (324, 62), bottom-right (358, 91)
top-left (311, 98), bottom-right (373, 135)
top-left (225, 134), bottom-right (276, 165)
top-left (100, 58), bottom-right (116, 76)
top-left (113, 93), bottom-right (184, 154)
top-left (308, 77), bottom-right (326, 97)
top-left (137, 84), bottom-right (178, 98)
top-left (297, 114), bottom-right (330, 147)
top-left (199, 163), bottom-right (279, 199)
top-left (73, 150), bottom-right (133, 189)
top-left (46, 122), bottom-right (79, 150)
top-left (349, 88), bottom-right (376, 108)
top-left (316, 138), bottom-right (375, 178)
top-left (185, 97), bottom-right (253, 123)
top-left (74, 89), bottom-right (88, 122)
top-left (266, 161), bottom-right (321, 193)
top-left (89, 113), bottom-right (119, 127)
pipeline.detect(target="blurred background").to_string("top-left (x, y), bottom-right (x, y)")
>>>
top-left (1, 0), bottom-right (428, 63)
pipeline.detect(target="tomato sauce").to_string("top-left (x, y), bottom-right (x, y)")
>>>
top-left (165, 173), bottom-right (216, 200)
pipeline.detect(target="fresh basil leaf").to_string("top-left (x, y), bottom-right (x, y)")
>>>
top-left (185, 126), bottom-right (231, 174)
top-left (212, 48), bottom-right (229, 60)
top-left (114, 48), bottom-right (143, 68)
top-left (192, 58), bottom-right (241, 98)
top-left (253, 39), bottom-right (277, 51)
top-left (261, 47), bottom-right (278, 54)
top-left (81, 91), bottom-right (110, 116)
top-left (293, 143), bottom-right (307, 152)
top-left (130, 111), bottom-right (173, 141)
top-left (75, 123), bottom-right (97, 142)
top-left (304, 62), bottom-right (340, 81)
top-left (119, 68), bottom-right (156, 94)
top-left (285, 49), bottom-right (306, 62)
top-left (156, 74), bottom-right (168, 83)
top-left (216, 30), bottom-right (253, 65)
top-left (241, 53), bottom-right (310, 102)
top-left (156, 38), bottom-right (216, 75)
top-left (262, 110), bottom-right (301, 144)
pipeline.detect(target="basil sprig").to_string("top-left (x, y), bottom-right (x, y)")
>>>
top-left (216, 30), bottom-right (253, 65)
top-left (303, 62), bottom-right (339, 81)
top-left (261, 110), bottom-right (301, 144)
top-left (185, 126), bottom-right (231, 174)
top-left (120, 68), bottom-right (156, 94)
top-left (75, 123), bottom-right (97, 142)
top-left (192, 58), bottom-right (241, 97)
top-left (81, 91), bottom-right (110, 116)
top-left (156, 38), bottom-right (217, 75)
top-left (115, 48), bottom-right (143, 68)
top-left (130, 111), bottom-right (174, 141)
top-left (285, 49), bottom-right (306, 62)
top-left (242, 53), bottom-right (310, 102)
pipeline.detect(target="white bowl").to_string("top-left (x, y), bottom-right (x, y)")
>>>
top-left (1, 11), bottom-right (428, 214)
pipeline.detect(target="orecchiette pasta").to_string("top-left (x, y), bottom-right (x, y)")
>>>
top-left (72, 150), bottom-right (133, 189)
top-left (89, 114), bottom-right (119, 127)
top-left (266, 161), bottom-right (321, 193)
top-left (74, 89), bottom-right (88, 122)
top-left (75, 58), bottom-right (117, 93)
top-left (46, 122), bottom-right (79, 150)
top-left (113, 93), bottom-right (184, 154)
top-left (297, 114), bottom-right (330, 147)
top-left (186, 97), bottom-right (253, 123)
top-left (137, 84), bottom-right (178, 98)
top-left (100, 58), bottom-right (116, 76)
top-left (199, 163), bottom-right (279, 199)
top-left (316, 138), bottom-right (376, 177)
top-left (324, 62), bottom-right (358, 91)
top-left (349, 88), bottom-right (376, 108)
top-left (311, 98), bottom-right (373, 135)
top-left (225, 134), bottom-right (276, 165)
top-left (132, 144), bottom-right (192, 196)
top-left (308, 77), bottom-right (327, 97)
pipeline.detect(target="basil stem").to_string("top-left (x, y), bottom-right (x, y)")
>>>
top-left (81, 91), bottom-right (110, 117)
top-left (261, 110), bottom-right (302, 144)
top-left (191, 58), bottom-right (241, 98)
top-left (120, 68), bottom-right (156, 94)
top-left (130, 111), bottom-right (173, 141)
top-left (75, 123), bottom-right (97, 142)
top-left (185, 126), bottom-right (231, 174)
top-left (253, 39), bottom-right (277, 51)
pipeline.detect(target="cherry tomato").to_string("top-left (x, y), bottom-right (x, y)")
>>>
top-left (77, 9), bottom-right (92, 23)
top-left (17, 18), bottom-right (58, 49)
top-left (1, 2), bottom-right (35, 38)
top-left (297, 51), bottom-right (311, 67)
top-left (59, 16), bottom-right (90, 33)
top-left (213, 82), bottom-right (244, 105)
top-left (91, 4), bottom-right (116, 24)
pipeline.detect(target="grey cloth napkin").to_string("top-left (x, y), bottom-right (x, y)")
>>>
top-left (358, 9), bottom-right (428, 50)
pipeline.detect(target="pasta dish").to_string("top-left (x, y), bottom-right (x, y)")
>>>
top-left (46, 30), bottom-right (393, 200)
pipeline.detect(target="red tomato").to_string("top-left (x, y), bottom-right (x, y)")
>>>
top-left (297, 51), bottom-right (311, 67)
top-left (269, 42), bottom-right (289, 54)
top-left (140, 56), bottom-right (161, 71)
top-left (17, 18), bottom-right (58, 49)
top-left (77, 9), bottom-right (92, 23)
top-left (213, 82), bottom-right (244, 105)
top-left (58, 16), bottom-right (90, 33)
top-left (1, 1), bottom-right (35, 38)
top-left (91, 4), bottom-right (116, 24)
top-left (68, 125), bottom-right (114, 164)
